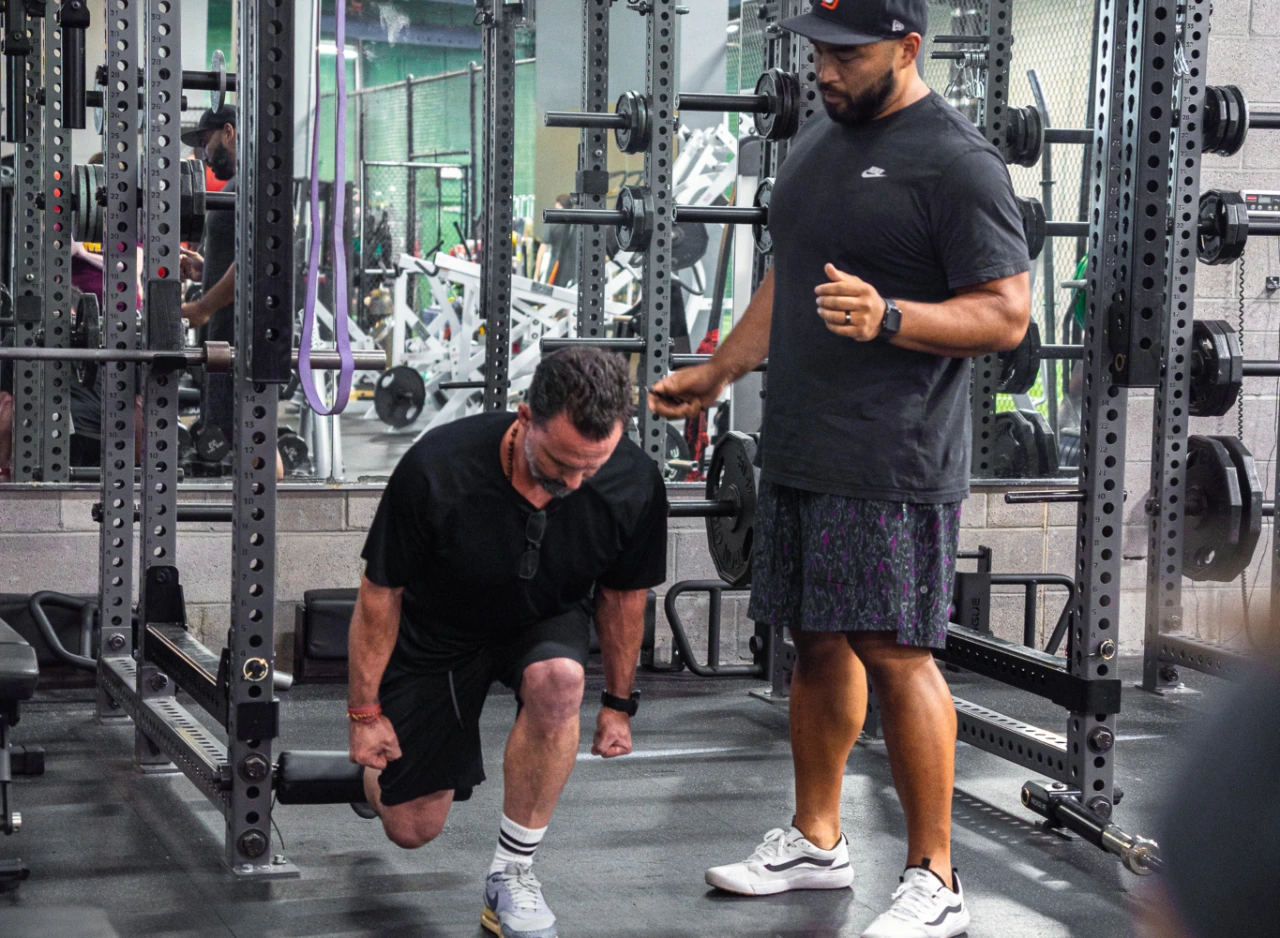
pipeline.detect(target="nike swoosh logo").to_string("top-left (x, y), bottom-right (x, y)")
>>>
top-left (925, 902), bottom-right (964, 927)
top-left (484, 888), bottom-right (500, 909)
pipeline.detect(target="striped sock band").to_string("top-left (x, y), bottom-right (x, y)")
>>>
top-left (489, 814), bottom-right (547, 875)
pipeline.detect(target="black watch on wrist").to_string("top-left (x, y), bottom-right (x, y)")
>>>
top-left (878, 298), bottom-right (903, 342)
top-left (601, 690), bottom-right (640, 716)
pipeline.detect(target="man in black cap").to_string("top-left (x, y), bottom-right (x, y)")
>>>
top-left (652, 2), bottom-right (1030, 936)
top-left (179, 104), bottom-right (238, 444)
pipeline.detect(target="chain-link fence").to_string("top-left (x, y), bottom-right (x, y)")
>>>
top-left (316, 58), bottom-right (537, 252)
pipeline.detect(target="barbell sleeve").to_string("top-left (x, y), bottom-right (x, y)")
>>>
top-left (181, 68), bottom-right (238, 93)
top-left (1004, 490), bottom-right (1088, 504)
top-left (544, 110), bottom-right (628, 129)
top-left (542, 208), bottom-right (629, 226)
top-left (205, 191), bottom-right (235, 211)
top-left (1044, 128), bottom-right (1092, 144)
top-left (675, 205), bottom-right (768, 225)
top-left (677, 92), bottom-right (772, 115)
top-left (1046, 221), bottom-right (1090, 237)
top-left (1244, 360), bottom-right (1280, 377)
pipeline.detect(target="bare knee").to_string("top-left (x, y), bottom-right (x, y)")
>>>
top-left (793, 630), bottom-right (858, 678)
top-left (382, 814), bottom-right (446, 849)
top-left (520, 658), bottom-right (585, 727)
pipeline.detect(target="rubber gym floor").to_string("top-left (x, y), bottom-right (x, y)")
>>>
top-left (4, 657), bottom-right (1215, 938)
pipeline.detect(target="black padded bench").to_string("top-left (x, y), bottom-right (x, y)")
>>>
top-left (1, 615), bottom-right (40, 889)
top-left (292, 588), bottom-right (357, 684)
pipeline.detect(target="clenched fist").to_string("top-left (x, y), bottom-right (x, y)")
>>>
top-left (815, 263), bottom-right (889, 342)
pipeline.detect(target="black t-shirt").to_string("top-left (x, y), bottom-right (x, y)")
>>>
top-left (201, 175), bottom-right (236, 344)
top-left (544, 221), bottom-right (579, 286)
top-left (763, 93), bottom-right (1029, 503)
top-left (362, 412), bottom-right (669, 666)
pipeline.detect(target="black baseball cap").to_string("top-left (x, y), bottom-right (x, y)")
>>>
top-left (181, 104), bottom-right (237, 148)
top-left (781, 0), bottom-right (928, 46)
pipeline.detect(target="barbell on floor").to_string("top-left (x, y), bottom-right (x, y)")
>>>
top-left (544, 68), bottom-right (802, 152)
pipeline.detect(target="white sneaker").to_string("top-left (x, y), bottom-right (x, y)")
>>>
top-left (705, 826), bottom-right (854, 896)
top-left (862, 867), bottom-right (969, 938)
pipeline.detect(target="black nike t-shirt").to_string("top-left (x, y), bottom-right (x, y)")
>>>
top-left (763, 93), bottom-right (1029, 503)
top-left (362, 412), bottom-right (669, 666)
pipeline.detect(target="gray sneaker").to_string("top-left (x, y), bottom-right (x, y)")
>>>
top-left (481, 863), bottom-right (558, 938)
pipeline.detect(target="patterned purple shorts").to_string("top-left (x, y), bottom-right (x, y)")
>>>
top-left (747, 480), bottom-right (962, 649)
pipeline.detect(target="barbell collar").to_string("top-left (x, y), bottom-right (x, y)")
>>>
top-left (1004, 489), bottom-right (1088, 504)
top-left (542, 208), bottom-right (629, 226)
top-left (1045, 221), bottom-right (1090, 237)
top-left (675, 205), bottom-right (768, 225)
top-left (1043, 128), bottom-right (1092, 144)
top-left (544, 110), bottom-right (628, 129)
top-left (677, 92), bottom-right (772, 115)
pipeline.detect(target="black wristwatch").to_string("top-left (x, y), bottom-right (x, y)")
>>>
top-left (601, 690), bottom-right (641, 716)
top-left (878, 298), bottom-right (903, 342)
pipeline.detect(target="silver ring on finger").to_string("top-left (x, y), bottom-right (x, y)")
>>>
top-left (844, 310), bottom-right (851, 325)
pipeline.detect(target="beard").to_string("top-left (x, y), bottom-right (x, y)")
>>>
top-left (208, 142), bottom-right (236, 181)
top-left (524, 433), bottom-right (572, 498)
top-left (822, 67), bottom-right (897, 126)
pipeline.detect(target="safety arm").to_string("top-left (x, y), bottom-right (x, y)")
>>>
top-left (708, 266), bottom-right (774, 383)
top-left (892, 271), bottom-right (1031, 358)
top-left (594, 585), bottom-right (648, 698)
top-left (347, 575), bottom-right (403, 709)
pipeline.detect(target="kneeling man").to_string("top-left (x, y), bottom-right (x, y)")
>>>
top-left (348, 348), bottom-right (668, 938)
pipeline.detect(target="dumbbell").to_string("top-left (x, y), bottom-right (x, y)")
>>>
top-left (543, 184), bottom-right (772, 255)
top-left (544, 68), bottom-right (802, 153)
top-left (277, 427), bottom-right (311, 477)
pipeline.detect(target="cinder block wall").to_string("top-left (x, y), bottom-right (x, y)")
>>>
top-left (2, 0), bottom-right (1278, 668)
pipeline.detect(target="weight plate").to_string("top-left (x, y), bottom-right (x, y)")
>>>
top-left (210, 49), bottom-right (227, 113)
top-left (374, 366), bottom-right (427, 429)
top-left (705, 431), bottom-right (759, 587)
top-left (1222, 83), bottom-right (1244, 160)
top-left (671, 221), bottom-right (709, 271)
top-left (664, 423), bottom-right (691, 483)
top-left (754, 68), bottom-right (800, 142)
top-left (71, 292), bottom-right (102, 388)
top-left (1058, 428), bottom-right (1080, 469)
top-left (753, 178), bottom-right (773, 255)
top-left (1017, 195), bottom-right (1046, 261)
top-left (614, 90), bottom-right (651, 155)
top-left (1018, 103), bottom-right (1044, 168)
top-left (1198, 189), bottom-right (1248, 265)
top-left (989, 410), bottom-right (1039, 479)
top-left (1022, 408), bottom-right (1059, 477)
top-left (997, 320), bottom-right (1041, 395)
top-left (1228, 84), bottom-right (1250, 158)
top-left (1001, 105), bottom-right (1025, 166)
top-left (615, 186), bottom-right (654, 254)
top-left (277, 432), bottom-right (311, 477)
top-left (1215, 436), bottom-right (1263, 582)
top-left (1182, 435), bottom-right (1244, 582)
top-left (1188, 319), bottom-right (1242, 417)
top-left (177, 424), bottom-right (195, 464)
top-left (1203, 85), bottom-right (1230, 155)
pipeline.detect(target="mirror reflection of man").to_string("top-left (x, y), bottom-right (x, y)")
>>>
top-left (179, 104), bottom-right (237, 444)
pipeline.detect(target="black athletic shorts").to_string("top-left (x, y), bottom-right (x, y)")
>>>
top-left (376, 606), bottom-right (591, 807)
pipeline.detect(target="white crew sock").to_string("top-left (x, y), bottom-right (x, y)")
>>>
top-left (489, 814), bottom-right (547, 875)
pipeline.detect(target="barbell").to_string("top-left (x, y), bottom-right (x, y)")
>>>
top-left (543, 183), bottom-right (772, 255)
top-left (72, 159), bottom-right (234, 245)
top-left (0, 341), bottom-right (387, 375)
top-left (544, 68), bottom-right (802, 152)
